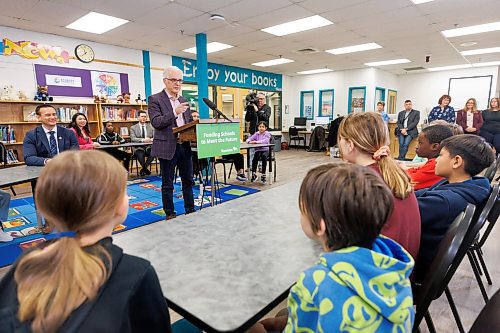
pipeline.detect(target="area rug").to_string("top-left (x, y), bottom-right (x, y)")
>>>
top-left (0, 176), bottom-right (259, 267)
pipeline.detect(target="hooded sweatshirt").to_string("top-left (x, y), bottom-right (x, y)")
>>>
top-left (284, 236), bottom-right (414, 333)
top-left (415, 176), bottom-right (490, 279)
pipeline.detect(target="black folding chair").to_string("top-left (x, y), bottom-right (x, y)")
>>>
top-left (483, 154), bottom-right (500, 182)
top-left (467, 184), bottom-right (500, 302)
top-left (413, 204), bottom-right (476, 333)
top-left (288, 126), bottom-right (305, 150)
top-left (468, 288), bottom-right (500, 333)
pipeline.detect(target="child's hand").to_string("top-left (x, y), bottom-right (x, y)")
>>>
top-left (250, 140), bottom-right (257, 144)
top-left (112, 141), bottom-right (120, 145)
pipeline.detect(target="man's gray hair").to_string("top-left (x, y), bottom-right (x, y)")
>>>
top-left (163, 66), bottom-right (183, 79)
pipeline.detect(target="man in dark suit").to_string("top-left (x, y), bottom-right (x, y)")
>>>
top-left (148, 66), bottom-right (194, 220)
top-left (23, 104), bottom-right (79, 166)
top-left (396, 100), bottom-right (420, 160)
top-left (130, 110), bottom-right (155, 176)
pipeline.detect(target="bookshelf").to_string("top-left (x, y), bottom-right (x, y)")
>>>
top-left (99, 103), bottom-right (148, 139)
top-left (0, 100), bottom-right (100, 164)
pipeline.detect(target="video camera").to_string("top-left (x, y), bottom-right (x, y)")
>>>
top-left (245, 92), bottom-right (259, 106)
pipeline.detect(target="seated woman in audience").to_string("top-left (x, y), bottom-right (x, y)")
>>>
top-left (338, 112), bottom-right (421, 261)
top-left (456, 98), bottom-right (483, 134)
top-left (0, 150), bottom-right (172, 332)
top-left (97, 121), bottom-right (131, 171)
top-left (68, 112), bottom-right (100, 150)
top-left (249, 163), bottom-right (414, 333)
top-left (246, 121), bottom-right (272, 184)
top-left (428, 94), bottom-right (455, 123)
top-left (414, 135), bottom-right (493, 282)
top-left (480, 97), bottom-right (500, 153)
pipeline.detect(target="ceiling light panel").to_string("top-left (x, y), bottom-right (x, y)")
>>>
top-left (261, 15), bottom-right (333, 36)
top-left (252, 58), bottom-right (294, 67)
top-left (66, 12), bottom-right (128, 34)
top-left (427, 64), bottom-right (472, 71)
top-left (297, 68), bottom-right (333, 75)
top-left (410, 0), bottom-right (435, 4)
top-left (365, 59), bottom-right (411, 66)
top-left (442, 21), bottom-right (500, 38)
top-left (182, 42), bottom-right (234, 54)
top-left (460, 46), bottom-right (500, 56)
top-left (326, 43), bottom-right (382, 55)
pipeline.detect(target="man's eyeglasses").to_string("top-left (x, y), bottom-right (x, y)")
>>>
top-left (165, 78), bottom-right (183, 84)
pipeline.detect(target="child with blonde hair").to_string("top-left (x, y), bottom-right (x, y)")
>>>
top-left (0, 150), bottom-right (171, 333)
top-left (338, 112), bottom-right (421, 260)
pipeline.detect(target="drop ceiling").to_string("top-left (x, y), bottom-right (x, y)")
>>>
top-left (1, 0), bottom-right (500, 75)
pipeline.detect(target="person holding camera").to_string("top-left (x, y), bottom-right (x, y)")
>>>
top-left (245, 92), bottom-right (271, 134)
top-left (396, 100), bottom-right (420, 160)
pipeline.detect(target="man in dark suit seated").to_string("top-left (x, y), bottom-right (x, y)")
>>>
top-left (148, 66), bottom-right (195, 220)
top-left (130, 110), bottom-right (155, 176)
top-left (23, 104), bottom-right (79, 166)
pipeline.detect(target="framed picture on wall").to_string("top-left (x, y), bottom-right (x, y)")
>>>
top-left (300, 90), bottom-right (314, 120)
top-left (348, 86), bottom-right (366, 113)
top-left (319, 89), bottom-right (334, 118)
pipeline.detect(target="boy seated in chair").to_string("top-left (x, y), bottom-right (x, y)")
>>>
top-left (414, 135), bottom-right (494, 281)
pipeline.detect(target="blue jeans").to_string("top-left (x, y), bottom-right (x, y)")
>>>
top-left (159, 143), bottom-right (195, 216)
top-left (398, 134), bottom-right (413, 160)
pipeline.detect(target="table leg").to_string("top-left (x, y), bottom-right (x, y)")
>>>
top-left (268, 146), bottom-right (273, 185)
top-left (246, 149), bottom-right (251, 180)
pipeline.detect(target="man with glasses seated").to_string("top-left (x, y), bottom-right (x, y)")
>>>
top-left (148, 66), bottom-right (195, 220)
top-left (245, 92), bottom-right (271, 134)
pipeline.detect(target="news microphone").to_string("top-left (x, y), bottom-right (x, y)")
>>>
top-left (202, 98), bottom-right (233, 122)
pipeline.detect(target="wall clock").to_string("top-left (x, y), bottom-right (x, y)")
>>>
top-left (75, 44), bottom-right (95, 63)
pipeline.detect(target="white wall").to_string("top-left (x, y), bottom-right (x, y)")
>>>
top-left (0, 25), bottom-right (147, 101)
top-left (149, 52), bottom-right (172, 94)
top-left (398, 66), bottom-right (499, 119)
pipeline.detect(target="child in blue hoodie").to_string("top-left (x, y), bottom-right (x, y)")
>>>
top-left (414, 134), bottom-right (494, 281)
top-left (249, 163), bottom-right (415, 333)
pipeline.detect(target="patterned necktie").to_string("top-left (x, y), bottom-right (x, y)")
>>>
top-left (49, 131), bottom-right (57, 157)
top-left (141, 125), bottom-right (146, 139)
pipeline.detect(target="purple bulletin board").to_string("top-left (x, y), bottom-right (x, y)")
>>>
top-left (34, 64), bottom-right (129, 98)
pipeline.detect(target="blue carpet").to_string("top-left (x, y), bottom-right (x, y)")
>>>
top-left (0, 176), bottom-right (259, 267)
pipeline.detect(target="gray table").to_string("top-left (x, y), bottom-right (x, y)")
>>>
top-left (0, 165), bottom-right (43, 189)
top-left (96, 142), bottom-right (152, 149)
top-left (114, 180), bottom-right (321, 333)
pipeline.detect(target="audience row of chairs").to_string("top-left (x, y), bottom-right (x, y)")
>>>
top-left (413, 183), bottom-right (500, 333)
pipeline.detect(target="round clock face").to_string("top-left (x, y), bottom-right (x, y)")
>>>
top-left (75, 44), bottom-right (95, 63)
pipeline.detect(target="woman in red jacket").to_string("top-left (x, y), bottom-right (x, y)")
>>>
top-left (456, 98), bottom-right (483, 134)
top-left (68, 112), bottom-right (100, 149)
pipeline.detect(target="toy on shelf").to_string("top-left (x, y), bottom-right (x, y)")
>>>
top-left (34, 85), bottom-right (53, 101)
top-left (116, 93), bottom-right (124, 103)
top-left (135, 94), bottom-right (146, 104)
top-left (93, 95), bottom-right (100, 103)
top-left (18, 90), bottom-right (29, 101)
top-left (100, 94), bottom-right (108, 103)
top-left (1, 85), bottom-right (19, 101)
top-left (122, 92), bottom-right (131, 104)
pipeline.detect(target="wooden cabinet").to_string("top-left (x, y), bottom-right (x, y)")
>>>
top-left (99, 103), bottom-right (147, 139)
top-left (0, 101), bottom-right (99, 164)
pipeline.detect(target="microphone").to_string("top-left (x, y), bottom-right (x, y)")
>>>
top-left (202, 98), bottom-right (233, 123)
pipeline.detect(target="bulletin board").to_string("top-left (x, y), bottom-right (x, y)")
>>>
top-left (448, 75), bottom-right (493, 110)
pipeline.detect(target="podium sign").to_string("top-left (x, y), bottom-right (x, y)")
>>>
top-left (196, 123), bottom-right (240, 159)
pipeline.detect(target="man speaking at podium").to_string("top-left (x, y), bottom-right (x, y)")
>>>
top-left (148, 66), bottom-right (195, 220)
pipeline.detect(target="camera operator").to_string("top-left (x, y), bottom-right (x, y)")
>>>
top-left (245, 92), bottom-right (271, 134)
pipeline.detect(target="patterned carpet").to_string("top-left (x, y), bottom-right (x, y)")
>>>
top-left (0, 176), bottom-right (259, 267)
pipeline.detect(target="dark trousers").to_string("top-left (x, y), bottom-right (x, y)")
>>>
top-left (134, 147), bottom-right (154, 170)
top-left (398, 134), bottom-right (413, 160)
top-left (225, 153), bottom-right (245, 171)
top-left (480, 129), bottom-right (500, 152)
top-left (159, 143), bottom-right (195, 215)
top-left (105, 148), bottom-right (131, 171)
top-left (252, 151), bottom-right (268, 173)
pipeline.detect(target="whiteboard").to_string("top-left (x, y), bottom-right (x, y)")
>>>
top-left (448, 75), bottom-right (492, 111)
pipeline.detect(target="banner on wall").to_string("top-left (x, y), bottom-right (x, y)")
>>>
top-left (0, 38), bottom-right (70, 64)
top-left (34, 64), bottom-right (129, 98)
top-left (172, 56), bottom-right (282, 91)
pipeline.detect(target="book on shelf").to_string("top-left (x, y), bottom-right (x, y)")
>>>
top-left (102, 106), bottom-right (139, 121)
top-left (2, 148), bottom-right (20, 164)
top-left (0, 126), bottom-right (16, 143)
top-left (23, 105), bottom-right (88, 123)
top-left (120, 127), bottom-right (129, 136)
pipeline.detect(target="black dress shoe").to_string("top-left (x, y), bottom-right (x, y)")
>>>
top-left (165, 212), bottom-right (177, 220)
top-left (144, 168), bottom-right (152, 175)
top-left (139, 169), bottom-right (147, 176)
top-left (185, 209), bottom-right (196, 215)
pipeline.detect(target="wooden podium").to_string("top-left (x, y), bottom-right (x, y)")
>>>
top-left (173, 120), bottom-right (199, 143)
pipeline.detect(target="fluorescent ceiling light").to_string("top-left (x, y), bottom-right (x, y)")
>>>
top-left (252, 58), bottom-right (294, 67)
top-left (297, 68), bottom-right (333, 75)
top-left (427, 64), bottom-right (472, 72)
top-left (472, 61), bottom-right (500, 67)
top-left (460, 46), bottom-right (500, 56)
top-left (182, 42), bottom-right (234, 54)
top-left (326, 43), bottom-right (382, 55)
top-left (66, 12), bottom-right (128, 34)
top-left (442, 21), bottom-right (500, 38)
top-left (261, 15), bottom-right (333, 36)
top-left (365, 59), bottom-right (411, 66)
top-left (410, 0), bottom-right (435, 4)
